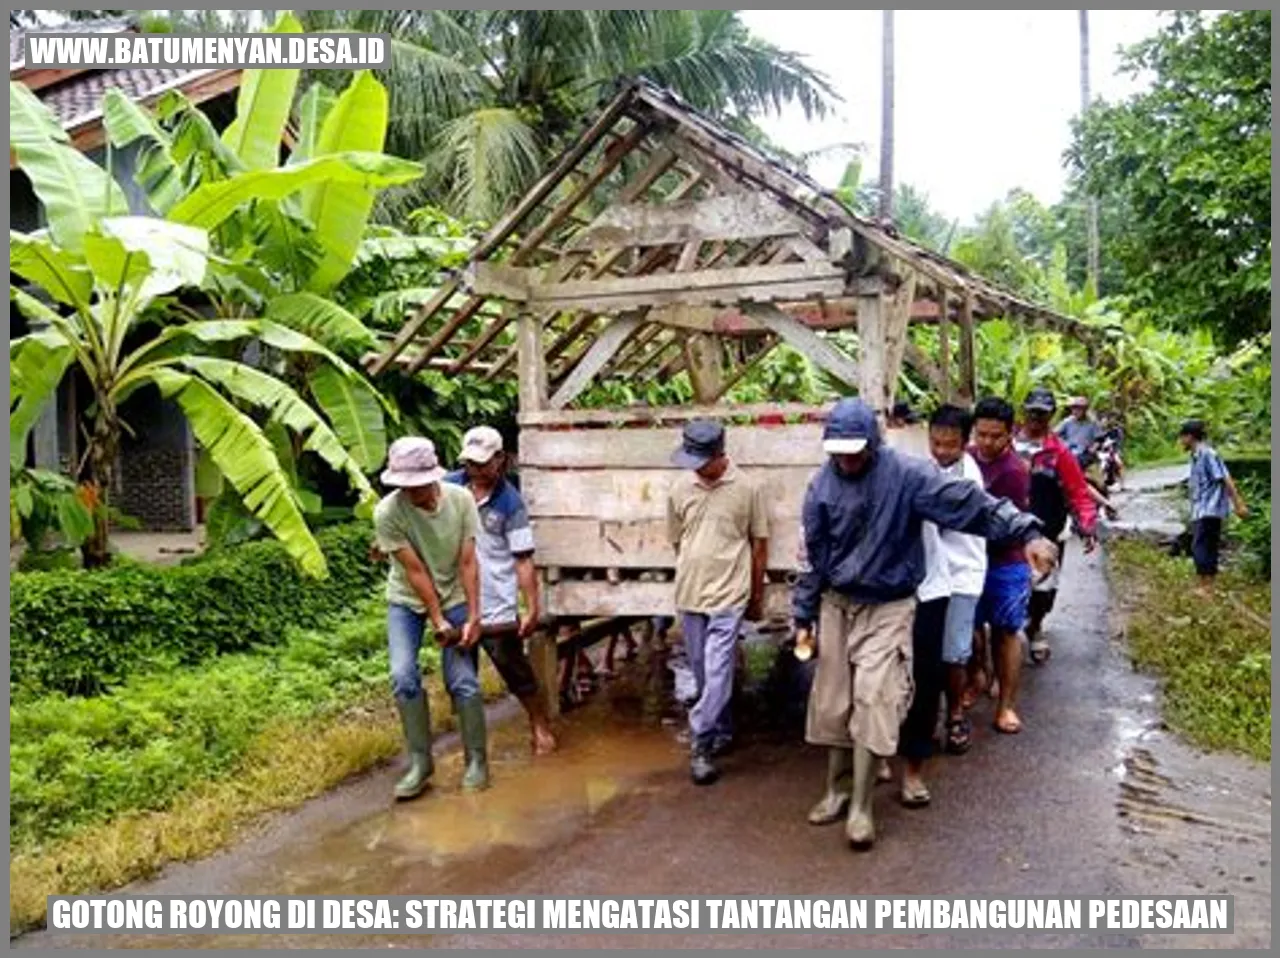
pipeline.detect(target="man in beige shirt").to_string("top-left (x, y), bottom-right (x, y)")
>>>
top-left (667, 420), bottom-right (770, 786)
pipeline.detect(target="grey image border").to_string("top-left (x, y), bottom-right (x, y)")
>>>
top-left (22, 31), bottom-right (392, 69)
top-left (42, 895), bottom-right (1235, 936)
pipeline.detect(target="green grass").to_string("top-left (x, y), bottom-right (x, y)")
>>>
top-left (1109, 539), bottom-right (1271, 762)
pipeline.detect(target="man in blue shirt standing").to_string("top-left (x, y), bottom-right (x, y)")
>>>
top-left (446, 426), bottom-right (558, 756)
top-left (1178, 420), bottom-right (1248, 595)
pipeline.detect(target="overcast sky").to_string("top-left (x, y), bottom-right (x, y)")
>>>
top-left (739, 9), bottom-right (1167, 223)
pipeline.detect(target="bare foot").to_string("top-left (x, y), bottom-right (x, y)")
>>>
top-left (531, 725), bottom-right (558, 756)
top-left (993, 708), bottom-right (1022, 734)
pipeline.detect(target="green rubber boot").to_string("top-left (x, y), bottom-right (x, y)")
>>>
top-left (846, 744), bottom-right (877, 850)
top-left (807, 747), bottom-right (853, 825)
top-left (393, 692), bottom-right (434, 800)
top-left (455, 696), bottom-right (491, 792)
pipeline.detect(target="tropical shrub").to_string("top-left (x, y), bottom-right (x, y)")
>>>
top-left (9, 523), bottom-right (380, 698)
top-left (10, 601), bottom-right (414, 849)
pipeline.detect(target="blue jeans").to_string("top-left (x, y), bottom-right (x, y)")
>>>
top-left (388, 603), bottom-right (480, 703)
top-left (680, 608), bottom-right (744, 750)
top-left (942, 594), bottom-right (979, 665)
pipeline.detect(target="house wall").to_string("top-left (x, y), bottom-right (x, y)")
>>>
top-left (115, 385), bottom-right (196, 532)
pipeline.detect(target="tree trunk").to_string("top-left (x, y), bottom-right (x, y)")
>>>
top-left (878, 9), bottom-right (895, 223)
top-left (80, 407), bottom-right (120, 569)
top-left (1079, 9), bottom-right (1101, 291)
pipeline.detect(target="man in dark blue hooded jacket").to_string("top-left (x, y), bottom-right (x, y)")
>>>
top-left (796, 398), bottom-right (1056, 851)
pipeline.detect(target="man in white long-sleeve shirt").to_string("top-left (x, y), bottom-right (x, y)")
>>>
top-left (933, 405), bottom-right (987, 755)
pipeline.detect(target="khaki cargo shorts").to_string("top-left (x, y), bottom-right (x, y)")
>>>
top-left (805, 593), bottom-right (916, 757)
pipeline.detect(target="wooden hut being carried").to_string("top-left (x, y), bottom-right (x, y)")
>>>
top-left (368, 80), bottom-right (1085, 696)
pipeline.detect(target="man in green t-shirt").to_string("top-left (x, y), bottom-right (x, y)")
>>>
top-left (373, 436), bottom-right (486, 799)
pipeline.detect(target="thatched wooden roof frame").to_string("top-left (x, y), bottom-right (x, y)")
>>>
top-left (368, 79), bottom-right (1090, 419)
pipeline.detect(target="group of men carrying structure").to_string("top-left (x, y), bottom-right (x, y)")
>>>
top-left (369, 386), bottom-right (1245, 852)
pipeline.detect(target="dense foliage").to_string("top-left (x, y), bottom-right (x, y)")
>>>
top-left (10, 602), bottom-right (407, 849)
top-left (297, 10), bottom-right (837, 221)
top-left (1069, 11), bottom-right (1271, 345)
top-left (9, 523), bottom-right (379, 698)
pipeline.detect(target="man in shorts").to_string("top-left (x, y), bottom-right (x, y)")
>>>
top-left (1178, 419), bottom-right (1249, 595)
top-left (930, 404), bottom-right (988, 754)
top-left (969, 398), bottom-right (1034, 735)
top-left (798, 398), bottom-right (1054, 850)
top-left (374, 436), bottom-right (486, 799)
top-left (445, 426), bottom-right (557, 756)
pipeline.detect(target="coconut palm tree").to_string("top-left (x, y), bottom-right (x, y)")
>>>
top-left (296, 9), bottom-right (838, 221)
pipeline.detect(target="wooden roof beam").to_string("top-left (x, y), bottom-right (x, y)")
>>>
top-left (370, 83), bottom-right (637, 375)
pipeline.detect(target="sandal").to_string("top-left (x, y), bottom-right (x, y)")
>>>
top-left (1029, 637), bottom-right (1051, 665)
top-left (944, 717), bottom-right (972, 755)
top-left (901, 781), bottom-right (931, 808)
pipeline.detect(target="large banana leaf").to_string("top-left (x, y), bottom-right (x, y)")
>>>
top-left (94, 217), bottom-right (209, 300)
top-left (9, 334), bottom-right (73, 469)
top-left (146, 367), bottom-right (326, 577)
top-left (302, 71), bottom-right (395, 292)
top-left (220, 12), bottom-right (303, 170)
top-left (307, 364), bottom-right (386, 474)
top-left (166, 152), bottom-right (423, 232)
top-left (9, 81), bottom-right (128, 251)
top-left (9, 231), bottom-right (92, 309)
top-left (290, 83), bottom-right (337, 166)
top-left (102, 89), bottom-right (184, 214)
top-left (265, 292), bottom-right (377, 354)
top-left (176, 355), bottom-right (376, 504)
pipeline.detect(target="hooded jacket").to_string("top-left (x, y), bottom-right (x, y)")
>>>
top-left (794, 400), bottom-right (1044, 623)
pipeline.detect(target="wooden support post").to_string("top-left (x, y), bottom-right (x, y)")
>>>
top-left (527, 629), bottom-right (560, 719)
top-left (958, 290), bottom-right (976, 403)
top-left (937, 287), bottom-right (952, 403)
top-left (517, 311), bottom-right (548, 415)
top-left (683, 331), bottom-right (725, 404)
top-left (882, 272), bottom-right (918, 411)
top-left (743, 303), bottom-right (861, 390)
top-left (856, 293), bottom-right (887, 416)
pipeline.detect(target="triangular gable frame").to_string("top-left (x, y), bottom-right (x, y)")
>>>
top-left (369, 78), bottom-right (1092, 417)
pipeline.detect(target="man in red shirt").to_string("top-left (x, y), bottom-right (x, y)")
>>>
top-left (1015, 388), bottom-right (1099, 664)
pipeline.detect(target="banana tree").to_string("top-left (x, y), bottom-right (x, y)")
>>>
top-left (10, 219), bottom-right (380, 576)
top-left (10, 68), bottom-right (418, 574)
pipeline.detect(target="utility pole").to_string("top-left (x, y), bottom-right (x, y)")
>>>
top-left (1080, 10), bottom-right (1101, 292)
top-left (878, 9), bottom-right (895, 223)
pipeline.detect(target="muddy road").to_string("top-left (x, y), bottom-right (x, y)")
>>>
top-left (21, 471), bottom-right (1271, 949)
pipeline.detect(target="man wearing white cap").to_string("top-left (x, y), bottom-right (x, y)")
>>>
top-left (374, 436), bottom-right (487, 799)
top-left (446, 425), bottom-right (557, 756)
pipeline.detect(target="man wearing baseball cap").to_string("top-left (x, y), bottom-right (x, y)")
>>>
top-left (796, 397), bottom-right (1055, 851)
top-left (445, 425), bottom-right (557, 756)
top-left (1015, 388), bottom-right (1098, 664)
top-left (374, 436), bottom-right (487, 799)
top-left (667, 419), bottom-right (770, 786)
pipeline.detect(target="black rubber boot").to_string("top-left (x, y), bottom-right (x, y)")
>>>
top-left (807, 747), bottom-right (852, 825)
top-left (690, 746), bottom-right (720, 786)
top-left (393, 692), bottom-right (434, 800)
top-left (455, 696), bottom-right (490, 792)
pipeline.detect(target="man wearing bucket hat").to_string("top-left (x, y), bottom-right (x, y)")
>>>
top-left (445, 425), bottom-right (557, 756)
top-left (795, 397), bottom-right (1056, 851)
top-left (667, 419), bottom-right (770, 786)
top-left (374, 436), bottom-right (487, 799)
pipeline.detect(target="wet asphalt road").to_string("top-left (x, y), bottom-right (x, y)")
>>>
top-left (19, 508), bottom-right (1272, 948)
